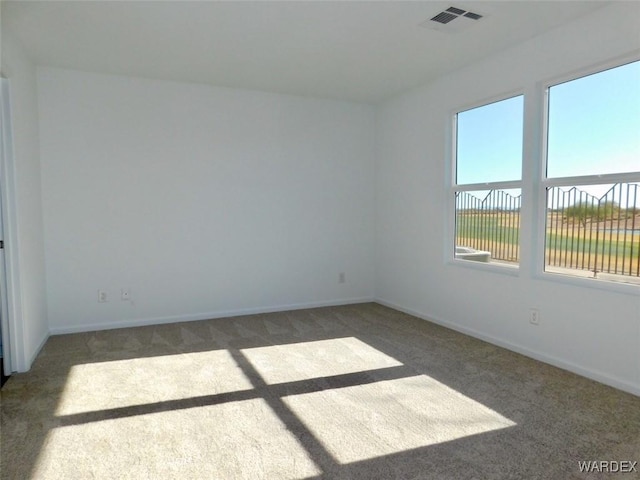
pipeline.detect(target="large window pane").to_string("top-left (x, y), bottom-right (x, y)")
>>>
top-left (455, 189), bottom-right (521, 266)
top-left (547, 61), bottom-right (640, 178)
top-left (545, 183), bottom-right (640, 281)
top-left (544, 60), bottom-right (640, 286)
top-left (456, 96), bottom-right (523, 185)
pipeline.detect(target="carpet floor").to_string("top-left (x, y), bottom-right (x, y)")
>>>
top-left (1, 303), bottom-right (638, 479)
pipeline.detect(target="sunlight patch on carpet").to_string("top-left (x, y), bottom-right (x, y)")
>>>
top-left (242, 337), bottom-right (402, 385)
top-left (283, 374), bottom-right (516, 464)
top-left (55, 350), bottom-right (253, 415)
top-left (36, 398), bottom-right (320, 479)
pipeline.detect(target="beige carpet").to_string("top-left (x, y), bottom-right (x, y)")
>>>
top-left (1, 303), bottom-right (639, 479)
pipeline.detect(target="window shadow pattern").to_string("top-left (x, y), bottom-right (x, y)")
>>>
top-left (2, 303), bottom-right (639, 479)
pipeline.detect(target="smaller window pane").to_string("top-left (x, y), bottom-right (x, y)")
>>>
top-left (545, 182), bottom-right (640, 284)
top-left (456, 96), bottom-right (523, 185)
top-left (546, 60), bottom-right (640, 178)
top-left (455, 189), bottom-right (521, 265)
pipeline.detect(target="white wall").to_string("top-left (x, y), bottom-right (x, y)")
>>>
top-left (38, 68), bottom-right (375, 332)
top-left (375, 3), bottom-right (640, 395)
top-left (0, 31), bottom-right (49, 370)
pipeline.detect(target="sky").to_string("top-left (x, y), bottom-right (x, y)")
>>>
top-left (547, 60), bottom-right (640, 179)
top-left (456, 59), bottom-right (640, 203)
top-left (456, 95), bottom-right (523, 185)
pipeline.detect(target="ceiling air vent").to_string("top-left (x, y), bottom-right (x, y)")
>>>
top-left (431, 11), bottom-right (458, 24)
top-left (420, 6), bottom-right (485, 33)
top-left (463, 12), bottom-right (483, 20)
top-left (446, 6), bottom-right (467, 16)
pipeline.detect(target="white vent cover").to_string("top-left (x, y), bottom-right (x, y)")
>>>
top-left (420, 6), bottom-right (485, 33)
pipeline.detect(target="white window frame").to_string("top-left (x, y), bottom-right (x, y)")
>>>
top-left (535, 55), bottom-right (640, 294)
top-left (446, 54), bottom-right (640, 295)
top-left (447, 91), bottom-right (524, 275)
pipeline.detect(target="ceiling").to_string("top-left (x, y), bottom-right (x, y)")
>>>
top-left (1, 1), bottom-right (611, 103)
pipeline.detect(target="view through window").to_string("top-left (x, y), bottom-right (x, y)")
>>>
top-left (452, 60), bottom-right (640, 287)
top-left (544, 60), bottom-right (640, 284)
top-left (454, 95), bottom-right (523, 267)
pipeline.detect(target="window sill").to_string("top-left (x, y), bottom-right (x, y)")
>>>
top-left (447, 258), bottom-right (520, 277)
top-left (536, 268), bottom-right (640, 296)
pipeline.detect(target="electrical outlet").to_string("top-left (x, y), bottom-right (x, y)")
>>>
top-left (121, 288), bottom-right (131, 301)
top-left (98, 290), bottom-right (107, 303)
top-left (339, 272), bottom-right (346, 284)
top-left (529, 308), bottom-right (540, 325)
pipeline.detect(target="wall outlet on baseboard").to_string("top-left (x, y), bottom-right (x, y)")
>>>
top-left (98, 290), bottom-right (107, 303)
top-left (529, 308), bottom-right (540, 325)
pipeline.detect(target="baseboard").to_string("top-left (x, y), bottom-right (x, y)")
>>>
top-left (375, 298), bottom-right (640, 397)
top-left (49, 297), bottom-right (375, 335)
top-left (27, 331), bottom-right (50, 370)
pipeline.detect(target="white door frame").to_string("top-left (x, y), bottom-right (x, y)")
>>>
top-left (0, 77), bottom-right (26, 375)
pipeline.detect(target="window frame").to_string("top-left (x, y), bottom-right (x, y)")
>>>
top-left (448, 91), bottom-right (525, 274)
top-left (446, 53), bottom-right (640, 294)
top-left (535, 57), bottom-right (640, 293)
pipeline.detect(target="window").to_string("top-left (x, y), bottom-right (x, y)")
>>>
top-left (543, 61), bottom-right (640, 285)
top-left (450, 59), bottom-right (639, 290)
top-left (453, 95), bottom-right (523, 267)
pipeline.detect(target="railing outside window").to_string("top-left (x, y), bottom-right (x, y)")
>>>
top-left (455, 190), bottom-right (521, 264)
top-left (455, 182), bottom-right (640, 278)
top-left (545, 182), bottom-right (639, 277)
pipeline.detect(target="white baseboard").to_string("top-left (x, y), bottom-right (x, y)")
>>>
top-left (49, 297), bottom-right (375, 335)
top-left (19, 330), bottom-right (50, 373)
top-left (375, 298), bottom-right (640, 397)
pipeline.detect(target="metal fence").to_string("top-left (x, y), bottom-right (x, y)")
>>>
top-left (455, 182), bottom-right (640, 277)
top-left (455, 189), bottom-right (521, 264)
top-left (546, 182), bottom-right (639, 277)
